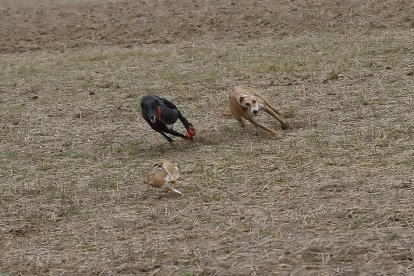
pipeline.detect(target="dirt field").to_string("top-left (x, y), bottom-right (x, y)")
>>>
top-left (1, 0), bottom-right (413, 275)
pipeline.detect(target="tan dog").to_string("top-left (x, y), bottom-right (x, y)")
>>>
top-left (228, 86), bottom-right (289, 137)
top-left (145, 161), bottom-right (182, 195)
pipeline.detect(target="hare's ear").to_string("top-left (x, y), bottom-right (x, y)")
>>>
top-left (153, 163), bottom-right (162, 169)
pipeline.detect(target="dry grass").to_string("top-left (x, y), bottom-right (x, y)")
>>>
top-left (1, 0), bottom-right (414, 275)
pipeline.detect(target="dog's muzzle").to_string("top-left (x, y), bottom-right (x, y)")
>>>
top-left (251, 107), bottom-right (262, 116)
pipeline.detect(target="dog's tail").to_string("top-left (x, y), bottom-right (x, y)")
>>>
top-left (221, 112), bottom-right (233, 118)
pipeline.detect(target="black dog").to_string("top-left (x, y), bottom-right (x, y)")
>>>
top-left (140, 95), bottom-right (195, 144)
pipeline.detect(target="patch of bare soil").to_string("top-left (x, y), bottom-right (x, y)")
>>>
top-left (0, 0), bottom-right (413, 53)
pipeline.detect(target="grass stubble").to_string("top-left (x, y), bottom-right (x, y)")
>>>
top-left (1, 1), bottom-right (414, 275)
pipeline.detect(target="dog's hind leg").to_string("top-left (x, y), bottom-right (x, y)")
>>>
top-left (177, 111), bottom-right (193, 131)
top-left (264, 107), bottom-right (290, 130)
top-left (256, 95), bottom-right (289, 129)
top-left (160, 97), bottom-right (193, 131)
top-left (256, 94), bottom-right (284, 115)
top-left (247, 118), bottom-right (280, 137)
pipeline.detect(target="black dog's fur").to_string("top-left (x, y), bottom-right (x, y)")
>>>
top-left (140, 95), bottom-right (193, 144)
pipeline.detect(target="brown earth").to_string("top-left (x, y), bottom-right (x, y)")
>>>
top-left (1, 0), bottom-right (413, 54)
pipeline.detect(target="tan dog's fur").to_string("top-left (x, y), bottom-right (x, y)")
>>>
top-left (228, 86), bottom-right (289, 137)
top-left (145, 161), bottom-right (182, 195)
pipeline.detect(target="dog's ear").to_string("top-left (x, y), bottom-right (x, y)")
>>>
top-left (239, 95), bottom-right (247, 104)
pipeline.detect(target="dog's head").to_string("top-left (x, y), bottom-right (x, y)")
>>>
top-left (141, 97), bottom-right (162, 123)
top-left (239, 94), bottom-right (262, 116)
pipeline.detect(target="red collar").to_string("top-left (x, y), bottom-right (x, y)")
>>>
top-left (156, 106), bottom-right (162, 120)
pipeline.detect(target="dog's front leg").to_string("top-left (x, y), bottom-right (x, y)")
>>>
top-left (159, 131), bottom-right (176, 144)
top-left (234, 116), bottom-right (246, 128)
top-left (247, 118), bottom-right (280, 138)
top-left (167, 128), bottom-right (190, 140)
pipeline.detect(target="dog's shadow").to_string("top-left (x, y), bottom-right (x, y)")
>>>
top-left (128, 115), bottom-right (308, 158)
top-left (127, 126), bottom-right (238, 157)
